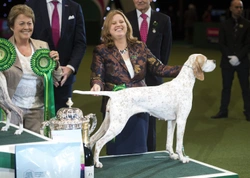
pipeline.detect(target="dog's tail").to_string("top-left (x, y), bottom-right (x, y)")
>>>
top-left (73, 90), bottom-right (114, 98)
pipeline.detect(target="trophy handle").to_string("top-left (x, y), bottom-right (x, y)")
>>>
top-left (84, 113), bottom-right (97, 135)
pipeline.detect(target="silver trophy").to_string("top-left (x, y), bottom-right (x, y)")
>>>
top-left (40, 98), bottom-right (97, 137)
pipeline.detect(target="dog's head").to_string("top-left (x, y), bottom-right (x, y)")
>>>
top-left (188, 54), bottom-right (216, 81)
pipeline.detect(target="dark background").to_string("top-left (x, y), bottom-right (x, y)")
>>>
top-left (0, 0), bottom-right (250, 41)
top-left (1, 0), bottom-right (250, 18)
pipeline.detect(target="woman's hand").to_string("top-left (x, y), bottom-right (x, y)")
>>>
top-left (49, 50), bottom-right (59, 61)
top-left (91, 84), bottom-right (101, 91)
top-left (90, 84), bottom-right (101, 96)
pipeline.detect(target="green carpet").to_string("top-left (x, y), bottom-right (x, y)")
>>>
top-left (72, 43), bottom-right (250, 178)
top-left (0, 123), bottom-right (46, 146)
top-left (95, 151), bottom-right (238, 178)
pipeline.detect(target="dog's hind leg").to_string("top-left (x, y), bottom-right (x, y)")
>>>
top-left (166, 120), bottom-right (178, 160)
top-left (93, 129), bottom-right (118, 168)
top-left (90, 112), bottom-right (110, 149)
top-left (6, 102), bottom-right (23, 135)
top-left (93, 114), bottom-right (128, 168)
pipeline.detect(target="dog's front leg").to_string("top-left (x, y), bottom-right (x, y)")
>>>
top-left (9, 105), bottom-right (23, 135)
top-left (166, 120), bottom-right (178, 160)
top-left (175, 121), bottom-right (189, 163)
top-left (1, 108), bottom-right (11, 132)
top-left (14, 123), bottom-right (23, 135)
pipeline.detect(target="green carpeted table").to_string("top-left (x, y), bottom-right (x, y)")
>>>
top-left (0, 122), bottom-right (238, 178)
top-left (95, 151), bottom-right (239, 178)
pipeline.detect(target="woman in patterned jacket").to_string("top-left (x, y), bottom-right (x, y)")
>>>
top-left (90, 9), bottom-right (181, 155)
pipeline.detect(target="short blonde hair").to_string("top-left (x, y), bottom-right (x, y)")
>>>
top-left (7, 4), bottom-right (35, 29)
top-left (101, 10), bottom-right (137, 47)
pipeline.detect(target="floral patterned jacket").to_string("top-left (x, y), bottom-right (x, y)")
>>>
top-left (90, 41), bottom-right (182, 111)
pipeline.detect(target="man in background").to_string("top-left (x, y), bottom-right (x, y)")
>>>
top-left (211, 0), bottom-right (250, 121)
top-left (26, 0), bottom-right (87, 112)
top-left (126, 0), bottom-right (172, 151)
top-left (184, 3), bottom-right (197, 44)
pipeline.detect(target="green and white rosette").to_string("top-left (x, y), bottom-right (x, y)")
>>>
top-left (113, 83), bottom-right (126, 91)
top-left (31, 48), bottom-right (56, 137)
top-left (0, 38), bottom-right (16, 121)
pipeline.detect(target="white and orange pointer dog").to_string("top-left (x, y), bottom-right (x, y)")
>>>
top-left (0, 72), bottom-right (23, 134)
top-left (73, 54), bottom-right (216, 168)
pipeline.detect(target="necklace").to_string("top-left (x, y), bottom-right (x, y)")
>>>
top-left (119, 47), bottom-right (128, 55)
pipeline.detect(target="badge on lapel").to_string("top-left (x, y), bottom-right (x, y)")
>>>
top-left (152, 21), bottom-right (158, 33)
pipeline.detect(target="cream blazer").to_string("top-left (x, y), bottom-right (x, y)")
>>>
top-left (3, 36), bottom-right (62, 98)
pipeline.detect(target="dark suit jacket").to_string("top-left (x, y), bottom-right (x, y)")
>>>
top-left (90, 41), bottom-right (181, 112)
top-left (26, 0), bottom-right (87, 85)
top-left (126, 9), bottom-right (172, 86)
top-left (219, 16), bottom-right (250, 68)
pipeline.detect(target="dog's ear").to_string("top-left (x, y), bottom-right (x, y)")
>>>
top-left (192, 55), bottom-right (205, 81)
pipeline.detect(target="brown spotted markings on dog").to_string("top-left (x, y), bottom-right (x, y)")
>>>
top-left (73, 54), bottom-right (216, 168)
top-left (0, 72), bottom-right (23, 134)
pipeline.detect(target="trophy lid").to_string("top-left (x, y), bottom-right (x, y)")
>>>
top-left (56, 98), bottom-right (84, 120)
top-left (40, 98), bottom-right (97, 135)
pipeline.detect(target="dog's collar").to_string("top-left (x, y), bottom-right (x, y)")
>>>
top-left (184, 65), bottom-right (193, 69)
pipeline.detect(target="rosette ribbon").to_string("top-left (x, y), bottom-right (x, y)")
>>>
top-left (112, 83), bottom-right (126, 91)
top-left (31, 49), bottom-right (56, 137)
top-left (0, 38), bottom-right (16, 121)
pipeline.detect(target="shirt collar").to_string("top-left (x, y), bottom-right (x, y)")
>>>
top-left (136, 6), bottom-right (151, 19)
top-left (47, 0), bottom-right (62, 3)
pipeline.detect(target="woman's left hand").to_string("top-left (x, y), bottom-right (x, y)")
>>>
top-left (49, 50), bottom-right (59, 61)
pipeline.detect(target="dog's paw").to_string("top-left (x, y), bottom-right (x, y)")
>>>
top-left (95, 161), bottom-right (103, 168)
top-left (14, 124), bottom-right (23, 135)
top-left (1, 126), bottom-right (9, 131)
top-left (14, 129), bottom-right (23, 135)
top-left (169, 153), bottom-right (179, 160)
top-left (180, 156), bottom-right (190, 163)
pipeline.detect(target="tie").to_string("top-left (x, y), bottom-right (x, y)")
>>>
top-left (140, 13), bottom-right (148, 43)
top-left (234, 19), bottom-right (238, 33)
top-left (52, 0), bottom-right (60, 48)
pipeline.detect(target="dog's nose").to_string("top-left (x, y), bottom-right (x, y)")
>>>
top-left (213, 60), bottom-right (216, 63)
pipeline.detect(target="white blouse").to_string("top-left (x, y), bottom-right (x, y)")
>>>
top-left (12, 44), bottom-right (44, 109)
top-left (124, 58), bottom-right (134, 78)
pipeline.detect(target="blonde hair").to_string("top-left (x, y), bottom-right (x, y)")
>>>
top-left (7, 4), bottom-right (35, 29)
top-left (101, 10), bottom-right (137, 47)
